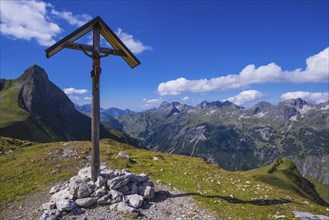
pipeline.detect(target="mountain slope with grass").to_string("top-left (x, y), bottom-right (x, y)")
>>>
top-left (0, 137), bottom-right (328, 219)
top-left (243, 158), bottom-right (329, 206)
top-left (116, 100), bottom-right (329, 186)
top-left (0, 65), bottom-right (111, 142)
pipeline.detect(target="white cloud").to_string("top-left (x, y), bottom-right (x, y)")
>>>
top-left (51, 9), bottom-right (92, 27)
top-left (84, 97), bottom-right (92, 100)
top-left (182, 96), bottom-right (189, 101)
top-left (69, 95), bottom-right (80, 101)
top-left (142, 97), bottom-right (163, 108)
top-left (115, 28), bottom-right (152, 54)
top-left (0, 0), bottom-right (93, 46)
top-left (225, 90), bottom-right (264, 106)
top-left (143, 98), bottom-right (163, 104)
top-left (281, 91), bottom-right (329, 104)
top-left (64, 87), bottom-right (88, 95)
top-left (158, 47), bottom-right (329, 96)
top-left (0, 0), bottom-right (62, 46)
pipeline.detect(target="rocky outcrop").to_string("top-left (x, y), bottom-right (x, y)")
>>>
top-left (40, 166), bottom-right (155, 220)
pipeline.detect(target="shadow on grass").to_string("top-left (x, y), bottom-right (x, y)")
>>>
top-left (170, 192), bottom-right (298, 206)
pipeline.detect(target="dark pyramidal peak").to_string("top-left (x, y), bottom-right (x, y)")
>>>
top-left (0, 65), bottom-right (110, 142)
top-left (16, 65), bottom-right (49, 82)
top-left (17, 65), bottom-right (76, 115)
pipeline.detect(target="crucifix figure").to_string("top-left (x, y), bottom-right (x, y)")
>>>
top-left (45, 17), bottom-right (140, 181)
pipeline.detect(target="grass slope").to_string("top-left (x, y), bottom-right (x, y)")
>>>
top-left (0, 84), bottom-right (29, 128)
top-left (0, 138), bottom-right (328, 219)
top-left (243, 158), bottom-right (329, 206)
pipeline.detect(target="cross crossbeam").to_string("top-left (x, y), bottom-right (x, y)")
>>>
top-left (45, 17), bottom-right (140, 182)
top-left (63, 42), bottom-right (125, 57)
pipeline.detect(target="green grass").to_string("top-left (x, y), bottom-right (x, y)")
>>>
top-left (243, 158), bottom-right (328, 206)
top-left (0, 84), bottom-right (30, 128)
top-left (311, 180), bottom-right (329, 204)
top-left (1, 139), bottom-right (328, 219)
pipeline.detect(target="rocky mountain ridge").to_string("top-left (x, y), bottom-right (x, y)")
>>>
top-left (74, 103), bottom-right (135, 117)
top-left (114, 99), bottom-right (329, 186)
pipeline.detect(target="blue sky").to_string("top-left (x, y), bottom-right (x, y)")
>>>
top-left (1, 0), bottom-right (328, 111)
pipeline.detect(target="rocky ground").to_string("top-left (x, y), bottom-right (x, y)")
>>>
top-left (60, 184), bottom-right (216, 220)
top-left (1, 168), bottom-right (216, 220)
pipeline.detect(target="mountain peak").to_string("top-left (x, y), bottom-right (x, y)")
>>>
top-left (282, 98), bottom-right (308, 109)
top-left (17, 65), bottom-right (48, 83)
top-left (158, 101), bottom-right (181, 110)
top-left (198, 100), bottom-right (235, 109)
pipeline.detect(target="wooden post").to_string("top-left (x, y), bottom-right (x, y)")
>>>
top-left (91, 24), bottom-right (101, 182)
top-left (45, 17), bottom-right (140, 182)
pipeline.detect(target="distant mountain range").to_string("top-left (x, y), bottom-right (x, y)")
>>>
top-left (74, 103), bottom-right (135, 118)
top-left (1, 65), bottom-right (328, 187)
top-left (113, 99), bottom-right (329, 186)
top-left (74, 103), bottom-right (134, 131)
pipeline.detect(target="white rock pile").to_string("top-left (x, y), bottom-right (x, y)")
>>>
top-left (40, 166), bottom-right (155, 220)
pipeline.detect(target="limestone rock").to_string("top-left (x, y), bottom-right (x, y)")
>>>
top-left (119, 185), bottom-right (130, 195)
top-left (40, 209), bottom-right (61, 220)
top-left (116, 152), bottom-right (130, 159)
top-left (51, 189), bottom-right (73, 203)
top-left (110, 190), bottom-right (123, 203)
top-left (75, 197), bottom-right (98, 208)
top-left (142, 186), bottom-right (154, 200)
top-left (78, 166), bottom-right (110, 181)
top-left (95, 176), bottom-right (105, 188)
top-left (125, 194), bottom-right (144, 208)
top-left (130, 182), bottom-right (138, 194)
top-left (128, 173), bottom-right (148, 183)
top-left (42, 202), bottom-right (56, 210)
top-left (71, 207), bottom-right (85, 215)
top-left (97, 194), bottom-right (112, 205)
top-left (49, 183), bottom-right (65, 194)
top-left (107, 175), bottom-right (130, 190)
top-left (56, 199), bottom-right (76, 211)
top-left (91, 188), bottom-right (106, 197)
top-left (116, 202), bottom-right (138, 213)
top-left (78, 167), bottom-right (91, 179)
top-left (69, 176), bottom-right (93, 198)
top-left (293, 211), bottom-right (329, 220)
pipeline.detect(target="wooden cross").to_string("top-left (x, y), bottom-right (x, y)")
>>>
top-left (45, 17), bottom-right (140, 182)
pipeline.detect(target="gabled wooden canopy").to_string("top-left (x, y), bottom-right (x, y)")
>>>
top-left (45, 16), bottom-right (140, 68)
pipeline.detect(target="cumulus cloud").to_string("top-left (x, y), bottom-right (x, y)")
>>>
top-left (0, 0), bottom-right (62, 46)
top-left (68, 95), bottom-right (80, 101)
top-left (0, 0), bottom-right (93, 46)
top-left (115, 28), bottom-right (152, 54)
top-left (142, 97), bottom-right (163, 108)
top-left (64, 87), bottom-right (88, 95)
top-left (225, 90), bottom-right (264, 106)
top-left (281, 91), bottom-right (329, 104)
top-left (51, 9), bottom-right (92, 27)
top-left (143, 98), bottom-right (163, 104)
top-left (158, 47), bottom-right (329, 96)
top-left (182, 96), bottom-right (189, 101)
top-left (84, 97), bottom-right (92, 100)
